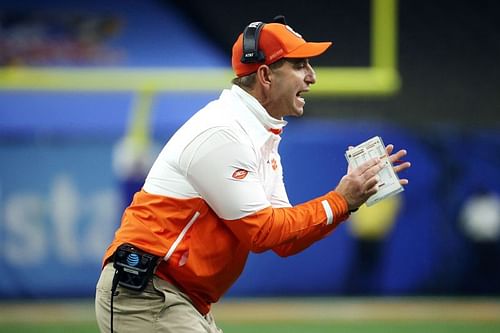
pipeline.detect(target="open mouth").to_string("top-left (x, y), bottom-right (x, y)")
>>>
top-left (296, 89), bottom-right (308, 104)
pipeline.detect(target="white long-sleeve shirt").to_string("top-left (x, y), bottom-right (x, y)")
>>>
top-left (144, 85), bottom-right (291, 217)
top-left (103, 85), bottom-right (349, 315)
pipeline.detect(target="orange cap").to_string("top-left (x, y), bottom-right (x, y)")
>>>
top-left (232, 22), bottom-right (332, 77)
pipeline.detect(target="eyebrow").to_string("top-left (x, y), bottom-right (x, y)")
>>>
top-left (285, 59), bottom-right (309, 68)
top-left (286, 58), bottom-right (307, 65)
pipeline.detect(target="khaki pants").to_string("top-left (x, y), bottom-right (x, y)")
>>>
top-left (95, 263), bottom-right (222, 333)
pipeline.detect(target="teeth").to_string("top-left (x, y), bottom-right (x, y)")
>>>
top-left (297, 90), bottom-right (307, 105)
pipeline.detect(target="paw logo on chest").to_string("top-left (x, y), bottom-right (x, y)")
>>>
top-left (271, 158), bottom-right (278, 171)
top-left (232, 169), bottom-right (249, 179)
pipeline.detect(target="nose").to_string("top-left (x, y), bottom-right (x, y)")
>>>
top-left (305, 63), bottom-right (316, 84)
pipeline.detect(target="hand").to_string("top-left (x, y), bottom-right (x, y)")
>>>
top-left (335, 157), bottom-right (385, 211)
top-left (335, 144), bottom-right (411, 211)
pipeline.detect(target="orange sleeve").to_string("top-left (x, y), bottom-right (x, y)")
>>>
top-left (222, 191), bottom-right (349, 255)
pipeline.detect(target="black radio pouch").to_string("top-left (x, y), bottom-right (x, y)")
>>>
top-left (112, 243), bottom-right (160, 292)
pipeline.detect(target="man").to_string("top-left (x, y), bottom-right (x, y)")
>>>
top-left (95, 17), bottom-right (410, 333)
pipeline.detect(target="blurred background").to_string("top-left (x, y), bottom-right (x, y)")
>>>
top-left (0, 0), bottom-right (499, 331)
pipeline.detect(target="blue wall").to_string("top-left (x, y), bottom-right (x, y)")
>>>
top-left (1, 0), bottom-right (499, 299)
top-left (1, 110), bottom-right (499, 298)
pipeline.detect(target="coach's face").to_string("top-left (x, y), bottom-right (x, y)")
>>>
top-left (266, 58), bottom-right (316, 119)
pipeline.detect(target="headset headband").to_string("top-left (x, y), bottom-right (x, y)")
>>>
top-left (241, 21), bottom-right (266, 64)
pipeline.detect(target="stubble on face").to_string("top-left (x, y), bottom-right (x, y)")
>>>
top-left (267, 59), bottom-right (315, 119)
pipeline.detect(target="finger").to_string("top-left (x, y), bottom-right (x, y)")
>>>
top-left (364, 177), bottom-right (380, 196)
top-left (389, 149), bottom-right (407, 162)
top-left (360, 160), bottom-right (386, 181)
top-left (399, 178), bottom-right (409, 185)
top-left (389, 149), bottom-right (407, 164)
top-left (385, 144), bottom-right (394, 155)
top-left (364, 174), bottom-right (380, 192)
top-left (393, 161), bottom-right (411, 173)
top-left (354, 157), bottom-right (381, 176)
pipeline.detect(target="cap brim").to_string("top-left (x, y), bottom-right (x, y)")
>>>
top-left (285, 41), bottom-right (333, 59)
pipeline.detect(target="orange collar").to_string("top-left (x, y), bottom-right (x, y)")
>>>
top-left (269, 128), bottom-right (283, 135)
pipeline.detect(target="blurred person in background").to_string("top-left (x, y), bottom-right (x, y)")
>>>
top-left (95, 16), bottom-right (411, 333)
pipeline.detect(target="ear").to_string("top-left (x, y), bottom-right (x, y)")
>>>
top-left (255, 65), bottom-right (272, 89)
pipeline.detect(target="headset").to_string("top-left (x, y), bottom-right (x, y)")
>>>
top-left (240, 21), bottom-right (266, 63)
top-left (240, 15), bottom-right (287, 64)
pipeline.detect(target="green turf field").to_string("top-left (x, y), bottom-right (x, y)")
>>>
top-left (1, 298), bottom-right (499, 333)
top-left (1, 321), bottom-right (499, 333)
